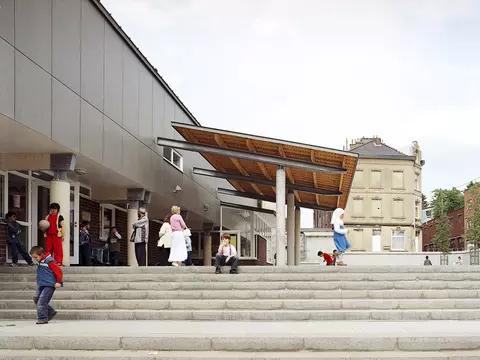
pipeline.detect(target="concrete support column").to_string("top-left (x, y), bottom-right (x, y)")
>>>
top-left (287, 191), bottom-right (295, 265)
top-left (294, 206), bottom-right (301, 265)
top-left (203, 234), bottom-right (212, 266)
top-left (127, 206), bottom-right (138, 267)
top-left (275, 166), bottom-right (286, 266)
top-left (50, 179), bottom-right (70, 266)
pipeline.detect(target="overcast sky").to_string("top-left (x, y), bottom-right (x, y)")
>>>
top-left (102, 0), bottom-right (480, 226)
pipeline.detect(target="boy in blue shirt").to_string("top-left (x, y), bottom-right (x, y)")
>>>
top-left (29, 246), bottom-right (63, 325)
top-left (4, 212), bottom-right (34, 267)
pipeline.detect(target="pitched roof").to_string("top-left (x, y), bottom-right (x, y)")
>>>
top-left (350, 140), bottom-right (415, 160)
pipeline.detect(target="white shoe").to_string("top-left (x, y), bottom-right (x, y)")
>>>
top-left (172, 262), bottom-right (179, 266)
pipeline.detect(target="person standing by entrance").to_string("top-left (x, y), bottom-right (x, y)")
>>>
top-left (4, 212), bottom-right (34, 267)
top-left (44, 203), bottom-right (65, 266)
top-left (157, 214), bottom-right (172, 266)
top-left (79, 221), bottom-right (91, 266)
top-left (168, 206), bottom-right (187, 266)
top-left (132, 208), bottom-right (149, 266)
top-left (331, 208), bottom-right (351, 266)
top-left (106, 227), bottom-right (122, 266)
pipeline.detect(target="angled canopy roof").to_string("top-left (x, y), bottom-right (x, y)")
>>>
top-left (159, 122), bottom-right (358, 210)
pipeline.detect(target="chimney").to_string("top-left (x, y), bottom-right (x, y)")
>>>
top-left (375, 137), bottom-right (381, 145)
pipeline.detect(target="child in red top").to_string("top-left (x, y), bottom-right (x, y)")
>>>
top-left (318, 251), bottom-right (334, 266)
top-left (45, 203), bottom-right (65, 266)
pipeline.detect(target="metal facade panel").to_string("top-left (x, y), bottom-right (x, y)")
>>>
top-left (52, 79), bottom-right (80, 152)
top-left (122, 47), bottom-right (139, 136)
top-left (104, 23), bottom-right (123, 125)
top-left (138, 67), bottom-right (153, 145)
top-left (121, 130), bottom-right (141, 183)
top-left (0, 0), bottom-right (14, 45)
top-left (15, 0), bottom-right (51, 72)
top-left (103, 115), bottom-right (123, 171)
top-left (0, 39), bottom-right (14, 119)
top-left (52, 0), bottom-right (81, 93)
top-left (80, 99), bottom-right (104, 163)
top-left (14, 52), bottom-right (52, 138)
top-left (152, 82), bottom-right (166, 153)
top-left (81, 0), bottom-right (104, 110)
top-left (163, 95), bottom-right (175, 139)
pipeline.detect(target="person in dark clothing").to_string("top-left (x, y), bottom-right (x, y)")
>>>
top-left (4, 212), bottom-right (33, 267)
top-left (79, 221), bottom-right (91, 266)
top-left (106, 226), bottom-right (122, 266)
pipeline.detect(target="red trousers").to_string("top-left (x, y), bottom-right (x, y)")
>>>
top-left (46, 235), bottom-right (63, 265)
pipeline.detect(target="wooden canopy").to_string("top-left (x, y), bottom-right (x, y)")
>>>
top-left (166, 122), bottom-right (358, 210)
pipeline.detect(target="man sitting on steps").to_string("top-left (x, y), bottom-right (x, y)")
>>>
top-left (215, 234), bottom-right (238, 274)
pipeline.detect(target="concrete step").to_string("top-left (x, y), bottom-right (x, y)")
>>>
top-left (1, 309), bottom-right (480, 320)
top-left (3, 350), bottom-right (480, 359)
top-left (1, 265), bottom-right (480, 274)
top-left (2, 281), bottom-right (479, 291)
top-left (3, 298), bottom-right (480, 311)
top-left (4, 272), bottom-right (480, 282)
top-left (1, 289), bottom-right (477, 300)
top-left (1, 320), bottom-right (480, 352)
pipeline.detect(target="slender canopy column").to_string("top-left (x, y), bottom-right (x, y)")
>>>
top-left (287, 191), bottom-right (295, 265)
top-left (295, 206), bottom-right (301, 265)
top-left (276, 166), bottom-right (286, 266)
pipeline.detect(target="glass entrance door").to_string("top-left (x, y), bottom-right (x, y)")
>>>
top-left (32, 182), bottom-right (50, 251)
top-left (32, 181), bottom-right (80, 265)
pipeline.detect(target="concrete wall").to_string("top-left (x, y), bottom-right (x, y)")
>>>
top-left (303, 250), bottom-right (470, 266)
top-left (343, 158), bottom-right (422, 252)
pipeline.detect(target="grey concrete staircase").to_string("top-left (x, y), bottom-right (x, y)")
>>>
top-left (1, 266), bottom-right (480, 359)
top-left (0, 265), bottom-right (480, 321)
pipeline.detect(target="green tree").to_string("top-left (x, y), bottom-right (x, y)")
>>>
top-left (422, 193), bottom-right (429, 209)
top-left (465, 186), bottom-right (480, 248)
top-left (433, 193), bottom-right (452, 254)
top-left (466, 181), bottom-right (479, 191)
top-left (431, 188), bottom-right (464, 218)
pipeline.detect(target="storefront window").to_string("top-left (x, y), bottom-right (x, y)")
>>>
top-left (0, 174), bottom-right (5, 219)
top-left (221, 206), bottom-right (254, 258)
top-left (8, 173), bottom-right (28, 222)
top-left (7, 172), bottom-right (30, 262)
top-left (102, 207), bottom-right (113, 239)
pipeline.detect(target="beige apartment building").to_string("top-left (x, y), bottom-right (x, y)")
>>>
top-left (343, 137), bottom-right (423, 252)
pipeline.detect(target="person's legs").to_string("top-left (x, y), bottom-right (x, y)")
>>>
top-left (215, 254), bottom-right (226, 273)
top-left (9, 241), bottom-right (19, 265)
top-left (84, 244), bottom-right (91, 266)
top-left (185, 251), bottom-right (193, 266)
top-left (52, 236), bottom-right (63, 265)
top-left (35, 286), bottom-right (56, 322)
top-left (17, 241), bottom-right (33, 264)
top-left (135, 243), bottom-right (146, 266)
top-left (79, 245), bottom-right (86, 266)
top-left (110, 251), bottom-right (119, 266)
top-left (215, 254), bottom-right (225, 267)
top-left (45, 235), bottom-right (54, 256)
top-left (229, 256), bottom-right (239, 273)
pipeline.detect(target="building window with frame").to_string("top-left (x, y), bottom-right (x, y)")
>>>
top-left (391, 230), bottom-right (405, 251)
top-left (393, 199), bottom-right (404, 219)
top-left (163, 147), bottom-right (183, 171)
top-left (392, 171), bottom-right (404, 190)
top-left (352, 197), bottom-right (364, 217)
top-left (371, 198), bottom-right (382, 218)
top-left (353, 170), bottom-right (364, 188)
top-left (370, 170), bottom-right (382, 189)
